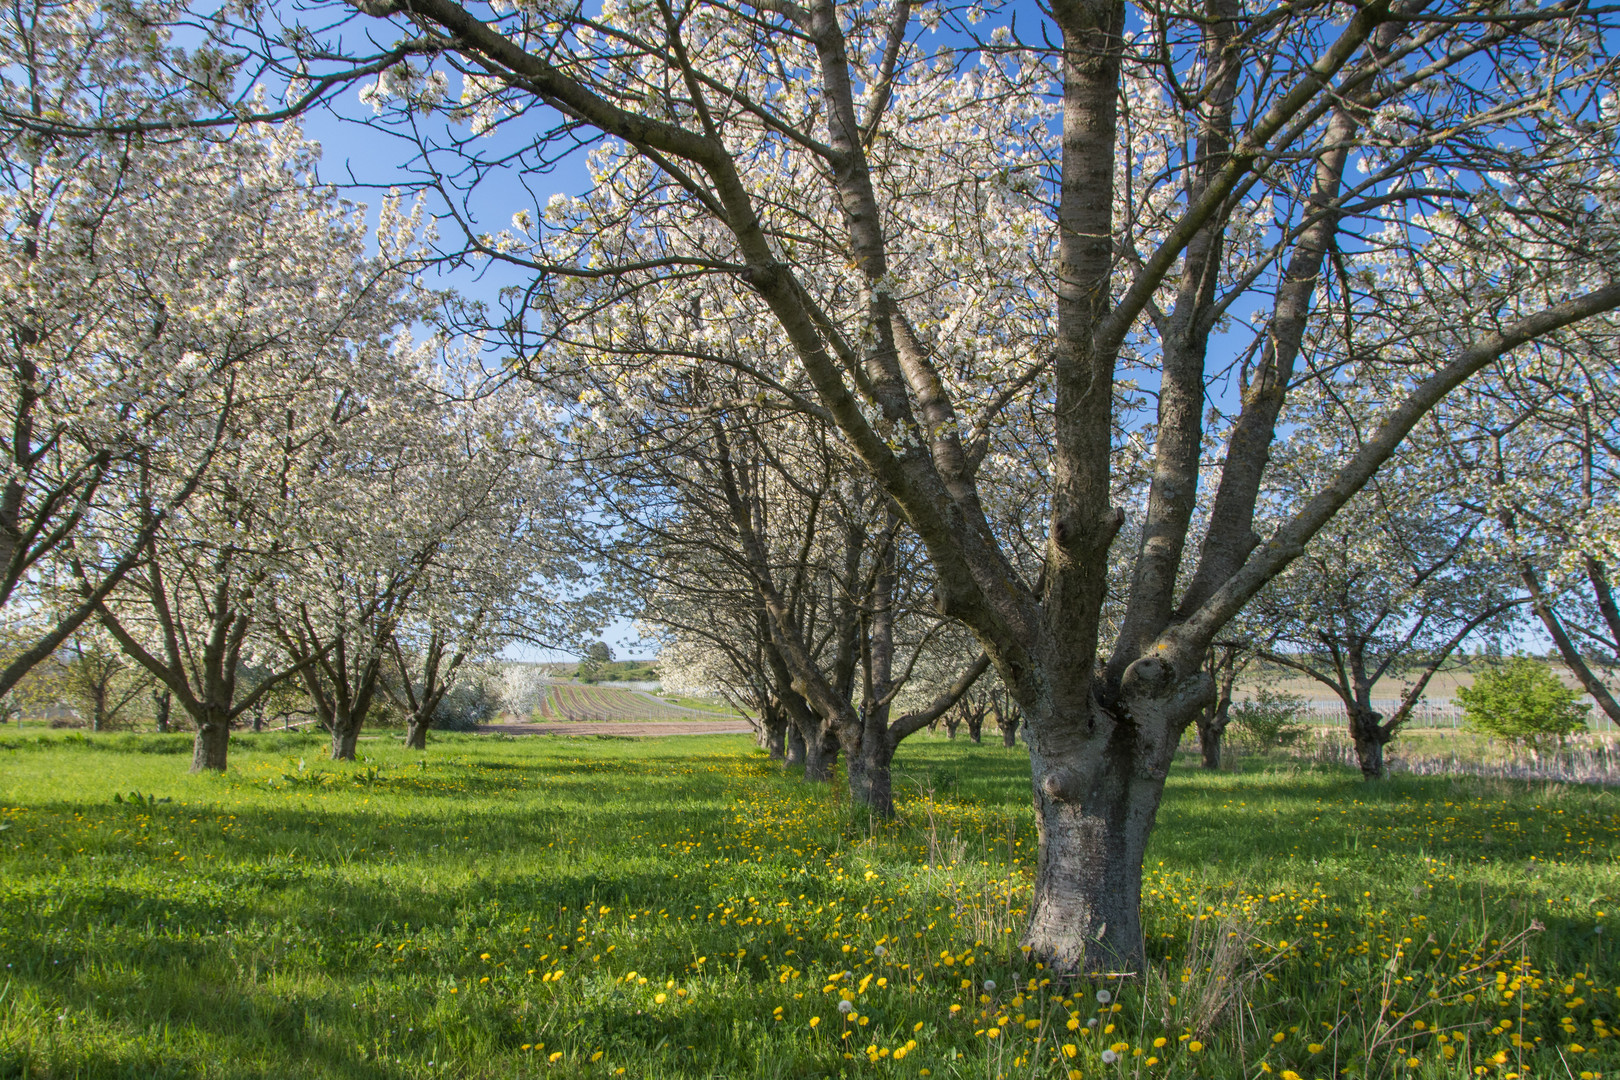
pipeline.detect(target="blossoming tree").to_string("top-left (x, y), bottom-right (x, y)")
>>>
top-left (259, 0), bottom-right (1620, 972)
top-left (38, 0), bottom-right (1620, 974)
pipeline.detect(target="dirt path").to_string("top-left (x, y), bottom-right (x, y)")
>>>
top-left (475, 720), bottom-right (754, 737)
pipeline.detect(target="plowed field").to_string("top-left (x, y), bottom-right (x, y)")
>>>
top-left (534, 684), bottom-right (735, 721)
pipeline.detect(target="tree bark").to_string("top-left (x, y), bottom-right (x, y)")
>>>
top-left (191, 710), bottom-right (230, 772)
top-left (803, 726), bottom-right (838, 782)
top-left (1195, 663), bottom-right (1236, 770)
top-left (1348, 706), bottom-right (1390, 780)
top-left (1196, 697), bottom-right (1231, 770)
top-left (1023, 674), bottom-right (1204, 973)
top-left (846, 731), bottom-right (894, 817)
top-left (1026, 770), bottom-right (1159, 974)
top-left (1522, 562), bottom-right (1620, 725)
top-left (406, 715), bottom-right (430, 750)
top-left (331, 713), bottom-right (361, 761)
top-left (784, 722), bottom-right (806, 767)
top-left (153, 689), bottom-right (171, 733)
top-left (998, 715), bottom-right (1018, 747)
top-left (764, 709), bottom-right (787, 761)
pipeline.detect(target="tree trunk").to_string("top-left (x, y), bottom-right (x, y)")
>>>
top-left (966, 715), bottom-right (982, 743)
top-left (844, 707), bottom-right (897, 816)
top-left (331, 714), bottom-right (361, 761)
top-left (1348, 707), bottom-right (1390, 780)
top-left (1196, 697), bottom-right (1231, 770)
top-left (945, 714), bottom-right (959, 739)
top-left (846, 737), bottom-right (894, 817)
top-left (1198, 722), bottom-right (1222, 769)
top-left (999, 719), bottom-right (1018, 747)
top-left (1022, 669), bottom-right (1206, 974)
top-left (784, 723), bottom-right (806, 767)
top-left (406, 714), bottom-right (430, 750)
top-left (803, 727), bottom-right (838, 782)
top-left (1025, 744), bottom-right (1165, 974)
top-left (764, 713), bottom-right (786, 761)
top-left (191, 712), bottom-right (230, 772)
top-left (153, 690), bottom-right (171, 733)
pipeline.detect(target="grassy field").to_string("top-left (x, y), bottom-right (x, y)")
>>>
top-left (0, 731), bottom-right (1615, 1080)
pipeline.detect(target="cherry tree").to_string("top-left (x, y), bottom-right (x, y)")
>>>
top-left (0, 0), bottom-right (300, 695)
top-left (57, 0), bottom-right (1620, 972)
top-left (585, 373), bottom-right (985, 806)
top-left (267, 359), bottom-right (563, 759)
top-left (1252, 414), bottom-right (1523, 778)
top-left (58, 629), bottom-right (154, 731)
top-left (496, 663), bottom-right (550, 720)
top-left (654, 616), bottom-right (784, 753)
top-left (87, 147), bottom-right (443, 772)
top-left (331, 0), bottom-right (1620, 971)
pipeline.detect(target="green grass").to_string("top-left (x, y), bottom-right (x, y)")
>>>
top-left (0, 730), bottom-right (1615, 1079)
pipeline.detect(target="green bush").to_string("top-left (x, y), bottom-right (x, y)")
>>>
top-left (1458, 656), bottom-right (1589, 745)
top-left (1229, 688), bottom-right (1308, 750)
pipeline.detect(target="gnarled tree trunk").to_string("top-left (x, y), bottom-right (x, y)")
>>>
top-left (331, 710), bottom-right (362, 761)
top-left (803, 725), bottom-right (839, 782)
top-left (764, 716), bottom-right (786, 761)
top-left (1196, 696), bottom-right (1232, 769)
top-left (997, 713), bottom-right (1019, 747)
top-left (1348, 706), bottom-right (1391, 780)
top-left (846, 734), bottom-right (894, 815)
top-left (405, 714), bottom-right (431, 750)
top-left (190, 707), bottom-right (231, 772)
top-left (1023, 665), bottom-right (1209, 973)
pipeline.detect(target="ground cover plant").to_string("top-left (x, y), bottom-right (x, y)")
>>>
top-left (0, 731), bottom-right (1614, 1079)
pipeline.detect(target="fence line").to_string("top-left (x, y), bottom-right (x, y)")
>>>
top-left (1283, 697), bottom-right (1617, 733)
top-left (1288, 729), bottom-right (1620, 786)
